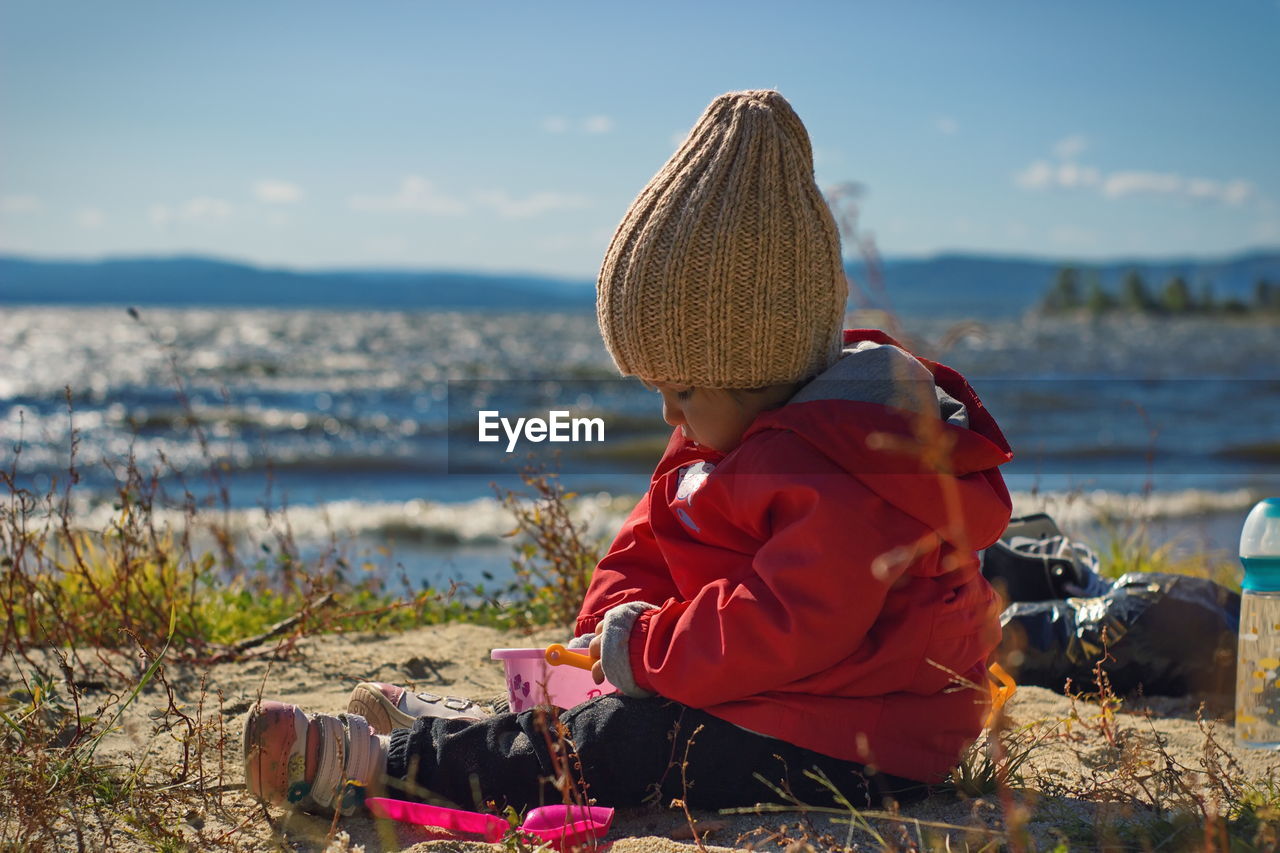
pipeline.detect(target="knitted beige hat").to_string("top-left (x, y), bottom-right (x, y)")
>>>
top-left (597, 89), bottom-right (847, 388)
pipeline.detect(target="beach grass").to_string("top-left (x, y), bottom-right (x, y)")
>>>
top-left (1094, 519), bottom-right (1242, 590)
top-left (0, 428), bottom-right (626, 849)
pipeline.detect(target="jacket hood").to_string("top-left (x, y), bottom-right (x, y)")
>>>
top-left (743, 329), bottom-right (1014, 552)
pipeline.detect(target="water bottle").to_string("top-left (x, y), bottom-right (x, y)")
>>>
top-left (1236, 498), bottom-right (1280, 748)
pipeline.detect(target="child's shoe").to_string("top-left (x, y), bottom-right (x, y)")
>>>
top-left (243, 700), bottom-right (388, 814)
top-left (346, 682), bottom-right (490, 732)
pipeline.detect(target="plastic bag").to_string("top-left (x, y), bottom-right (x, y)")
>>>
top-left (997, 572), bottom-right (1241, 697)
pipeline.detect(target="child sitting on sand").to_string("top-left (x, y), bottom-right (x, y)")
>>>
top-left (243, 89), bottom-right (1013, 816)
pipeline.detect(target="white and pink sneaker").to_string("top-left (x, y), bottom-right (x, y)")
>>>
top-left (346, 683), bottom-right (491, 733)
top-left (243, 700), bottom-right (388, 814)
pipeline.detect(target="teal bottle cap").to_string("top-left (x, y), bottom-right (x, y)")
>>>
top-left (1241, 499), bottom-right (1280, 592)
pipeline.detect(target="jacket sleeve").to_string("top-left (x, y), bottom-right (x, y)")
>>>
top-left (574, 488), bottom-right (680, 636)
top-left (626, 443), bottom-right (931, 705)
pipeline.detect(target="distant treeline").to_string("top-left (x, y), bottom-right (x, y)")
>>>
top-left (1040, 266), bottom-right (1280, 317)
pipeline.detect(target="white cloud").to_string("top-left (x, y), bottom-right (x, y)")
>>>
top-left (1186, 178), bottom-right (1219, 200)
top-left (75, 207), bottom-right (105, 229)
top-left (1102, 170), bottom-right (1184, 198)
top-left (1221, 180), bottom-right (1253, 206)
top-left (1052, 134), bottom-right (1089, 160)
top-left (1100, 171), bottom-right (1253, 205)
top-left (473, 190), bottom-right (589, 219)
top-left (1, 195), bottom-right (42, 213)
top-left (1016, 160), bottom-right (1101, 190)
top-left (935, 116), bottom-right (959, 135)
top-left (1016, 153), bottom-right (1256, 206)
top-left (1057, 162), bottom-right (1101, 188)
top-left (541, 115), bottom-right (614, 134)
top-left (253, 179), bottom-right (304, 204)
top-left (350, 177), bottom-right (590, 219)
top-left (348, 176), bottom-right (468, 215)
top-left (149, 197), bottom-right (234, 227)
top-left (1014, 160), bottom-right (1054, 190)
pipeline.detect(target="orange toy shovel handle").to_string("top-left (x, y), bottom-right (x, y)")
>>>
top-left (984, 661), bottom-right (1017, 728)
top-left (545, 644), bottom-right (596, 671)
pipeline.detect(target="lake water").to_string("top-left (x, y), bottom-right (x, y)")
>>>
top-left (3, 305), bottom-right (1277, 588)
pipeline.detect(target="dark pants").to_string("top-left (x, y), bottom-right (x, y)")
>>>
top-left (385, 694), bottom-right (928, 812)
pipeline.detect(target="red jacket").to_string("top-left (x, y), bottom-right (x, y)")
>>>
top-left (575, 330), bottom-right (1013, 783)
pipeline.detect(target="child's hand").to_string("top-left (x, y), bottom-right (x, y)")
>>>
top-left (588, 635), bottom-right (605, 684)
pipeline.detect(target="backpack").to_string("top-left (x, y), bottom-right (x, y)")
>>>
top-left (981, 512), bottom-right (1110, 604)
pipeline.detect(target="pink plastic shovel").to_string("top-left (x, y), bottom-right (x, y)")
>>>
top-left (366, 797), bottom-right (614, 850)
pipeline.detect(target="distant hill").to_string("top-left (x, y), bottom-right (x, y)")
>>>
top-left (858, 250), bottom-right (1280, 317)
top-left (0, 256), bottom-right (594, 311)
top-left (2, 250), bottom-right (1277, 318)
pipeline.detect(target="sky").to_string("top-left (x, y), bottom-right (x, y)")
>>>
top-left (2, 0), bottom-right (1278, 278)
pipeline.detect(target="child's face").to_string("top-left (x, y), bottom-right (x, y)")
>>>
top-left (647, 382), bottom-right (788, 453)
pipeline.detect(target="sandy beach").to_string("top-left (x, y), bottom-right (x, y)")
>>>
top-left (8, 620), bottom-right (1277, 851)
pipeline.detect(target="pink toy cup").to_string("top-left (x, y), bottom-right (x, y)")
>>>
top-left (491, 648), bottom-right (614, 712)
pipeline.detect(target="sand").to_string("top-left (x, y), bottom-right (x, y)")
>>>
top-left (9, 621), bottom-right (1280, 851)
